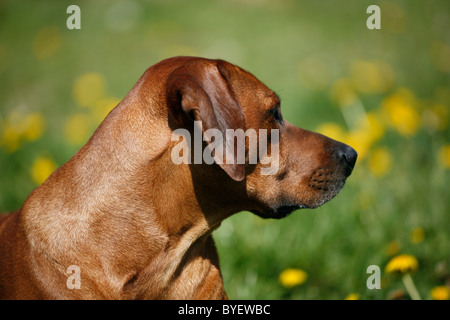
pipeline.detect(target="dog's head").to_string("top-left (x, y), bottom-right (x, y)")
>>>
top-left (164, 57), bottom-right (357, 219)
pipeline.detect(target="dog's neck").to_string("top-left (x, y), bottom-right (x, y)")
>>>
top-left (21, 106), bottom-right (235, 298)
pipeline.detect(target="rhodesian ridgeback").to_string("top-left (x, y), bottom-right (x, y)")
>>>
top-left (0, 57), bottom-right (356, 299)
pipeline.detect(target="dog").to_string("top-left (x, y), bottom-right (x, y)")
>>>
top-left (0, 57), bottom-right (356, 299)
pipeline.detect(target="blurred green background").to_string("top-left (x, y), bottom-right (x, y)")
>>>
top-left (0, 0), bottom-right (449, 300)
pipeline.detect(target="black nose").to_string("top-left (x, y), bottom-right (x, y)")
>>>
top-left (337, 144), bottom-right (357, 175)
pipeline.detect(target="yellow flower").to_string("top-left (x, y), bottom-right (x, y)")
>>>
top-left (315, 122), bottom-right (347, 143)
top-left (0, 124), bottom-right (21, 153)
top-left (422, 104), bottom-right (448, 132)
top-left (368, 147), bottom-right (392, 177)
top-left (385, 254), bottom-right (419, 274)
top-left (361, 112), bottom-right (385, 144)
top-left (381, 88), bottom-right (420, 136)
top-left (330, 78), bottom-right (358, 108)
top-left (64, 113), bottom-right (93, 146)
top-left (0, 111), bottom-right (46, 152)
top-left (91, 97), bottom-right (121, 122)
top-left (343, 112), bottom-right (385, 161)
top-left (22, 113), bottom-right (45, 141)
top-left (346, 129), bottom-right (371, 161)
top-left (438, 144), bottom-right (450, 169)
top-left (386, 241), bottom-right (400, 257)
top-left (410, 227), bottom-right (425, 244)
top-left (344, 293), bottom-right (360, 300)
top-left (279, 268), bottom-right (308, 288)
top-left (350, 60), bottom-right (394, 94)
top-left (31, 156), bottom-right (57, 185)
top-left (33, 26), bottom-right (61, 60)
top-left (73, 73), bottom-right (106, 108)
top-left (386, 255), bottom-right (422, 300)
top-left (379, 1), bottom-right (406, 33)
top-left (430, 286), bottom-right (450, 300)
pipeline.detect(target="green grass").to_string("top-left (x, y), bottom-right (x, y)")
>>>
top-left (0, 0), bottom-right (449, 300)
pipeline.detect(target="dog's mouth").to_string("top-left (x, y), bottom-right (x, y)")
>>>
top-left (250, 176), bottom-right (348, 220)
top-left (251, 204), bottom-right (307, 220)
top-left (275, 205), bottom-right (305, 218)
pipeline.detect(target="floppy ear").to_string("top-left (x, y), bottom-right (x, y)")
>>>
top-left (166, 60), bottom-right (246, 181)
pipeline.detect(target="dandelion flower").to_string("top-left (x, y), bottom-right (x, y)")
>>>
top-left (330, 78), bottom-right (358, 108)
top-left (350, 60), bottom-right (394, 94)
top-left (422, 104), bottom-right (448, 132)
top-left (64, 113), bottom-right (93, 146)
top-left (430, 286), bottom-right (450, 300)
top-left (386, 254), bottom-right (421, 300)
top-left (368, 147), bottom-right (392, 177)
top-left (33, 26), bottom-right (61, 60)
top-left (386, 241), bottom-right (400, 257)
top-left (31, 156), bottom-right (57, 185)
top-left (386, 254), bottom-right (418, 274)
top-left (0, 111), bottom-right (45, 152)
top-left (91, 97), bottom-right (121, 122)
top-left (73, 73), bottom-right (106, 108)
top-left (344, 293), bottom-right (360, 300)
top-left (22, 113), bottom-right (45, 141)
top-left (382, 88), bottom-right (420, 136)
top-left (361, 112), bottom-right (385, 144)
top-left (345, 129), bottom-right (371, 160)
top-left (410, 227), bottom-right (425, 244)
top-left (315, 122), bottom-right (347, 143)
top-left (279, 268), bottom-right (308, 288)
top-left (0, 124), bottom-right (21, 153)
top-left (438, 145), bottom-right (450, 169)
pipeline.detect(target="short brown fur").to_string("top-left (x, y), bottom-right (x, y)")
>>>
top-left (0, 57), bottom-right (356, 299)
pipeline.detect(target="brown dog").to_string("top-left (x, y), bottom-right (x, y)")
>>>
top-left (0, 57), bottom-right (356, 299)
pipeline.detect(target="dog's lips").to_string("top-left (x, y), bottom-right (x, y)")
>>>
top-left (252, 204), bottom-right (307, 220)
top-left (276, 205), bottom-right (304, 216)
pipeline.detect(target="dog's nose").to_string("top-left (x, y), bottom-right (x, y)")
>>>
top-left (337, 144), bottom-right (357, 175)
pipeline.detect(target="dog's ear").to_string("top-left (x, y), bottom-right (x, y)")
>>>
top-left (166, 60), bottom-right (246, 182)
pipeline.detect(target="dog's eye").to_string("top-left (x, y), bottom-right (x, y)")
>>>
top-left (270, 106), bottom-right (283, 123)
